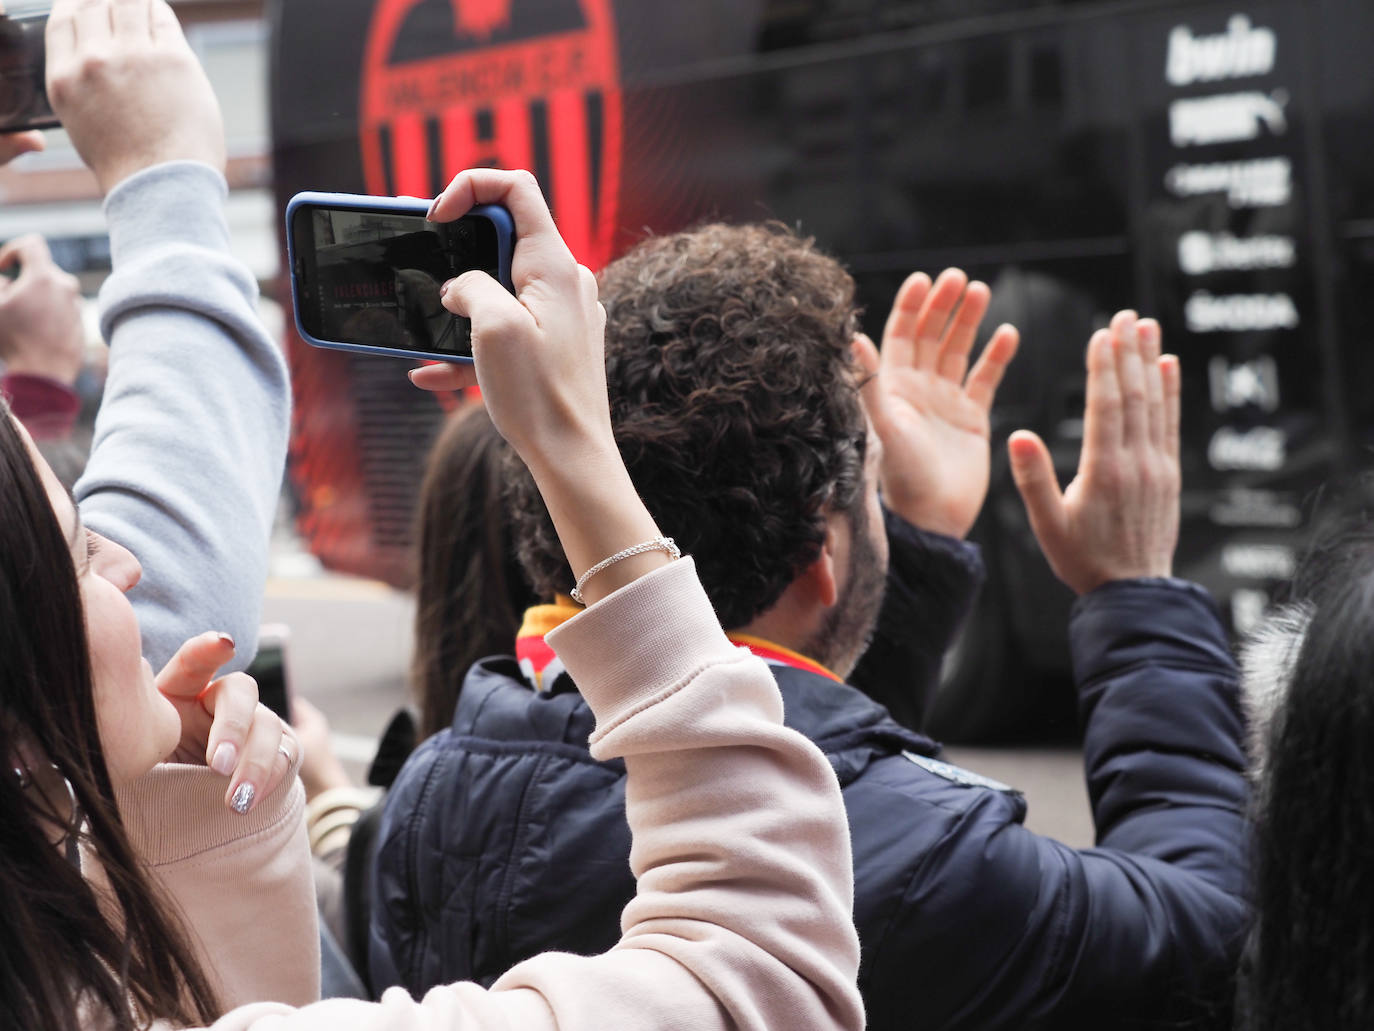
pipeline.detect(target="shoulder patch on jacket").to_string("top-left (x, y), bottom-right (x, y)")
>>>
top-left (902, 751), bottom-right (1020, 794)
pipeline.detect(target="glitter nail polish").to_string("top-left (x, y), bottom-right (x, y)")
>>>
top-left (230, 783), bottom-right (255, 814)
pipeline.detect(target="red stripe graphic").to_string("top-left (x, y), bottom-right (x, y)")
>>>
top-left (441, 107), bottom-right (478, 184)
top-left (390, 112), bottom-right (430, 197)
top-left (548, 87), bottom-right (592, 263)
top-left (487, 95), bottom-right (533, 175)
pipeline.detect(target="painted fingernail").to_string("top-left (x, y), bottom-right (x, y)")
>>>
top-left (216, 632), bottom-right (235, 649)
top-left (230, 783), bottom-right (255, 814)
top-left (426, 196), bottom-right (441, 221)
top-left (440, 278), bottom-right (454, 298)
top-left (211, 742), bottom-right (237, 776)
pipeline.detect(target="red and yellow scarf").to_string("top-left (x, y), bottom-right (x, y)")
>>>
top-left (515, 599), bottom-right (842, 691)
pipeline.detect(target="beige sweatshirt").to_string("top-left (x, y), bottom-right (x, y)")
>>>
top-left (114, 559), bottom-right (864, 1031)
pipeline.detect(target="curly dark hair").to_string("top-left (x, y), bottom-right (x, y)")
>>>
top-left (507, 222), bottom-right (867, 628)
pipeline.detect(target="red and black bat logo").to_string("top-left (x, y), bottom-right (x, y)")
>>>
top-left (360, 0), bottom-right (622, 269)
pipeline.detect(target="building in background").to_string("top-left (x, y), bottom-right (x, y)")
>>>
top-left (0, 0), bottom-right (276, 295)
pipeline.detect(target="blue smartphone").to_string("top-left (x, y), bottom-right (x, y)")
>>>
top-left (286, 192), bottom-right (515, 363)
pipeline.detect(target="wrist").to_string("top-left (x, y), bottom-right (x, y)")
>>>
top-left (526, 445), bottom-right (673, 606)
top-left (1076, 562), bottom-right (1175, 596)
top-left (523, 435), bottom-right (625, 499)
top-left (103, 161), bottom-right (230, 265)
top-left (879, 468), bottom-right (980, 541)
top-left (882, 491), bottom-right (974, 540)
top-left (897, 510), bottom-right (970, 540)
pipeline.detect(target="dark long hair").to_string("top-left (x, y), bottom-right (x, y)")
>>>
top-left (0, 408), bottom-right (219, 1029)
top-left (412, 404), bottom-right (538, 739)
top-left (1239, 521), bottom-right (1374, 1031)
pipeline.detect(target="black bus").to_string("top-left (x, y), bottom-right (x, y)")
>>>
top-left (271, 0), bottom-right (1374, 739)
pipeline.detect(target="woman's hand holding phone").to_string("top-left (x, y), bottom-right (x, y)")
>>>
top-left (156, 631), bottom-right (297, 815)
top-left (44, 0), bottom-right (225, 195)
top-left (412, 169), bottom-right (673, 606)
top-left (411, 170), bottom-right (610, 464)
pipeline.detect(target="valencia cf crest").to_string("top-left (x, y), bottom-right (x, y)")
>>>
top-left (360, 0), bottom-right (622, 269)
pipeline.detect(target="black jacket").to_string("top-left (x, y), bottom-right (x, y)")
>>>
top-left (369, 528), bottom-right (1249, 1030)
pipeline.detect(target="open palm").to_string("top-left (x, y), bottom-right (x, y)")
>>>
top-left (858, 269), bottom-right (1019, 539)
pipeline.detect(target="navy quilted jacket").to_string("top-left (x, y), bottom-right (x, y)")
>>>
top-left (369, 531), bottom-right (1249, 1030)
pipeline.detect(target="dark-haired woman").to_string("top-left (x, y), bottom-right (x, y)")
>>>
top-left (5, 3), bottom-right (864, 1029)
top-left (411, 403), bottom-right (539, 740)
top-left (1237, 518), bottom-right (1374, 1031)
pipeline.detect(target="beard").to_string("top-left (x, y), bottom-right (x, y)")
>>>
top-left (804, 505), bottom-right (888, 679)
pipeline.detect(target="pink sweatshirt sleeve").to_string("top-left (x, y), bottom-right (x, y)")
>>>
top-left (189, 558), bottom-right (863, 1031)
top-left (116, 757), bottom-right (320, 1009)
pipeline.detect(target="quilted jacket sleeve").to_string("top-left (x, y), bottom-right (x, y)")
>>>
top-left (848, 509), bottom-right (985, 729)
top-left (862, 577), bottom-right (1248, 1030)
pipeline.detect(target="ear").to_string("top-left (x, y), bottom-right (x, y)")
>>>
top-left (797, 523), bottom-right (841, 609)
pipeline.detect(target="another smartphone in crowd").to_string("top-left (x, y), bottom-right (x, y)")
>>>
top-left (287, 191), bottom-right (515, 363)
top-left (247, 624), bottom-right (293, 724)
top-left (0, 12), bottom-right (56, 134)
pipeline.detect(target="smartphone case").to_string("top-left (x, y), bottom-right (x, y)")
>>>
top-left (286, 191), bottom-right (516, 364)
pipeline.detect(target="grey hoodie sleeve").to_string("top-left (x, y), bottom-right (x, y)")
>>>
top-left (75, 161), bottom-right (291, 671)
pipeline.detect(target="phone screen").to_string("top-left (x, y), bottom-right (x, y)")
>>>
top-left (291, 204), bottom-right (500, 358)
top-left (0, 14), bottom-right (55, 134)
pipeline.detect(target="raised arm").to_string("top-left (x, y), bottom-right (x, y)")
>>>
top-left (191, 168), bottom-right (863, 1031)
top-left (47, 0), bottom-right (289, 669)
top-left (847, 269), bottom-right (1016, 723)
top-left (964, 312), bottom-right (1245, 1025)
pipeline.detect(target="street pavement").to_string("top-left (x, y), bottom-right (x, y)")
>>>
top-left (264, 573), bottom-right (1095, 849)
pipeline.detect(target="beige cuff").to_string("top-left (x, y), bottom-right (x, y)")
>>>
top-left (305, 785), bottom-right (380, 857)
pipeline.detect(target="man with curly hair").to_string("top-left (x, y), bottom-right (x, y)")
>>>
top-left (372, 224), bottom-right (1250, 1031)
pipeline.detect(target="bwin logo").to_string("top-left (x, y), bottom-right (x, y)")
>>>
top-left (1167, 14), bottom-right (1277, 87)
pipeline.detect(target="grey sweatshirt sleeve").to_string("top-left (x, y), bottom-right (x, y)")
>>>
top-left (74, 161), bottom-right (291, 671)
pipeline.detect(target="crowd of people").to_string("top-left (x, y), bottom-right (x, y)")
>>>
top-left (0, 0), bottom-right (1368, 1028)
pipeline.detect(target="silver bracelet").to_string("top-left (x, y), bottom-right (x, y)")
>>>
top-left (570, 537), bottom-right (681, 605)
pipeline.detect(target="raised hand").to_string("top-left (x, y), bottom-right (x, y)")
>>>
top-left (156, 632), bottom-right (297, 814)
top-left (45, 0), bottom-right (225, 195)
top-left (1007, 311), bottom-right (1180, 595)
top-left (409, 169), bottom-right (610, 467)
top-left (410, 168), bottom-right (666, 606)
top-left (856, 268), bottom-right (1019, 539)
top-left (0, 235), bottom-right (87, 384)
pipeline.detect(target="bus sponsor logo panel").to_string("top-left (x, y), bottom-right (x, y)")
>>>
top-left (1139, 4), bottom-right (1322, 620)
